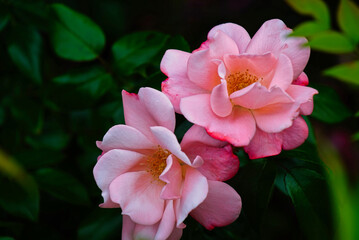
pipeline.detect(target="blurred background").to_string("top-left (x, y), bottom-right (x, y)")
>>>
top-left (0, 0), bottom-right (358, 239)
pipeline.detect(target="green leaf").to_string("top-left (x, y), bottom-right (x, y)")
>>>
top-left (284, 167), bottom-right (332, 240)
top-left (324, 61), bottom-right (359, 85)
top-left (7, 27), bottom-right (42, 84)
top-left (0, 150), bottom-right (39, 221)
top-left (285, 0), bottom-right (330, 28)
top-left (25, 130), bottom-right (70, 151)
top-left (34, 168), bottom-right (90, 205)
top-left (229, 159), bottom-right (277, 229)
top-left (0, 237), bottom-right (15, 240)
top-left (50, 4), bottom-right (105, 61)
top-left (352, 131), bottom-right (359, 141)
top-left (78, 209), bottom-right (122, 240)
top-left (308, 31), bottom-right (355, 53)
top-left (311, 84), bottom-right (352, 123)
top-left (338, 0), bottom-right (359, 44)
top-left (291, 21), bottom-right (328, 37)
top-left (15, 149), bottom-right (64, 170)
top-left (112, 31), bottom-right (169, 75)
top-left (50, 67), bottom-right (113, 109)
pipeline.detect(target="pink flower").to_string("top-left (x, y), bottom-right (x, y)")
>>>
top-left (93, 87), bottom-right (241, 240)
top-left (161, 19), bottom-right (318, 159)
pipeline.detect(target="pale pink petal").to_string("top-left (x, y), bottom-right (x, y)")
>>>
top-left (109, 171), bottom-right (164, 225)
top-left (134, 223), bottom-right (158, 240)
top-left (184, 143), bottom-right (239, 181)
top-left (181, 125), bottom-right (226, 150)
top-left (281, 116), bottom-right (309, 150)
top-left (162, 77), bottom-right (208, 114)
top-left (138, 87), bottom-right (176, 132)
top-left (252, 102), bottom-right (300, 133)
top-left (122, 90), bottom-right (157, 140)
top-left (286, 85), bottom-right (318, 115)
top-left (223, 53), bottom-right (277, 83)
top-left (244, 117), bottom-right (309, 159)
top-left (187, 31), bottom-right (239, 90)
top-left (245, 19), bottom-right (310, 79)
top-left (160, 50), bottom-right (190, 78)
top-left (268, 54), bottom-right (293, 90)
top-left (159, 155), bottom-right (182, 199)
top-left (180, 94), bottom-right (256, 146)
top-left (244, 128), bottom-right (283, 159)
top-left (99, 125), bottom-right (155, 153)
top-left (150, 126), bottom-right (192, 166)
top-left (155, 201), bottom-right (176, 240)
top-left (93, 149), bottom-right (146, 208)
top-left (190, 180), bottom-right (242, 230)
top-left (122, 215), bottom-right (136, 240)
top-left (210, 80), bottom-right (233, 117)
top-left (292, 72), bottom-right (309, 86)
top-left (187, 50), bottom-right (221, 91)
top-left (176, 167), bottom-right (208, 225)
top-left (208, 23), bottom-right (251, 53)
top-left (230, 82), bottom-right (293, 109)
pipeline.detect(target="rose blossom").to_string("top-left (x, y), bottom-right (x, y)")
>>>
top-left (161, 19), bottom-right (318, 159)
top-left (93, 87), bottom-right (241, 240)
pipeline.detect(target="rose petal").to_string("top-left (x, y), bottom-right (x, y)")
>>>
top-left (99, 125), bottom-right (155, 153)
top-left (181, 125), bottom-right (226, 149)
top-left (210, 80), bottom-right (233, 117)
top-left (286, 85), bottom-right (318, 115)
top-left (180, 94), bottom-right (256, 146)
top-left (176, 167), bottom-right (208, 226)
top-left (268, 53), bottom-right (293, 90)
top-left (93, 149), bottom-right (146, 207)
top-left (150, 126), bottom-right (192, 166)
top-left (122, 215), bottom-right (136, 240)
top-left (190, 180), bottom-right (242, 230)
top-left (281, 116), bottom-right (309, 150)
top-left (155, 200), bottom-right (176, 240)
top-left (159, 155), bottom-right (182, 199)
top-left (109, 171), bottom-right (164, 225)
top-left (292, 72), bottom-right (309, 86)
top-left (208, 23), bottom-right (251, 53)
top-left (245, 19), bottom-right (310, 79)
top-left (230, 82), bottom-right (293, 109)
top-left (252, 102), bottom-right (300, 133)
top-left (160, 50), bottom-right (190, 78)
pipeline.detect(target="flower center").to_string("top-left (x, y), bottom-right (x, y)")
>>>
top-left (226, 69), bottom-right (261, 95)
top-left (146, 146), bottom-right (171, 181)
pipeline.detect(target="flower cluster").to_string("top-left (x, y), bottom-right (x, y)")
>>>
top-left (93, 19), bottom-right (317, 240)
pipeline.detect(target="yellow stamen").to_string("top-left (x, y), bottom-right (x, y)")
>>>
top-left (146, 146), bottom-right (171, 181)
top-left (226, 69), bottom-right (262, 95)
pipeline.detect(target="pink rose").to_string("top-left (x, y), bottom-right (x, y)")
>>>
top-left (161, 19), bottom-right (318, 159)
top-left (93, 87), bottom-right (241, 240)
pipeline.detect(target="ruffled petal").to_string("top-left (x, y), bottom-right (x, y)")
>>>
top-left (210, 80), bottom-right (233, 117)
top-left (184, 143), bottom-right (239, 181)
top-left (208, 23), bottom-right (251, 53)
top-left (230, 82), bottom-right (293, 109)
top-left (109, 171), bottom-right (164, 225)
top-left (268, 54), bottom-right (293, 90)
top-left (150, 126), bottom-right (192, 166)
top-left (252, 102), bottom-right (300, 133)
top-left (176, 167), bottom-right (208, 226)
top-left (180, 94), bottom-right (256, 146)
top-left (187, 31), bottom-right (239, 90)
top-left (286, 85), bottom-right (318, 115)
top-left (93, 149), bottom-right (146, 208)
top-left (122, 88), bottom-right (175, 141)
top-left (292, 72), bottom-right (309, 86)
top-left (245, 19), bottom-right (310, 79)
top-left (155, 201), bottom-right (176, 240)
top-left (190, 180), bottom-right (242, 230)
top-left (161, 50), bottom-right (190, 78)
top-left (180, 125), bottom-right (226, 149)
top-left (244, 117), bottom-right (309, 159)
top-left (244, 128), bottom-right (283, 159)
top-left (281, 116), bottom-right (309, 150)
top-left (159, 155), bottom-right (182, 199)
top-left (99, 125), bottom-right (155, 153)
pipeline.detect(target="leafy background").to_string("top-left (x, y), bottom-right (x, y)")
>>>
top-left (0, 0), bottom-right (358, 239)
